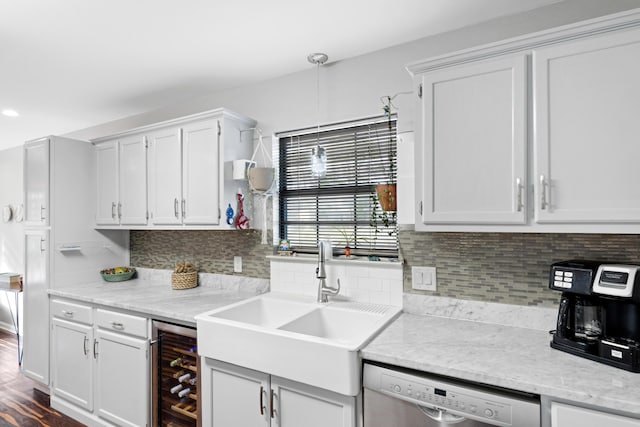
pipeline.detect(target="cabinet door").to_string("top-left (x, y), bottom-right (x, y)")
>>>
top-left (22, 230), bottom-right (50, 385)
top-left (95, 141), bottom-right (119, 225)
top-left (182, 120), bottom-right (220, 225)
top-left (51, 318), bottom-right (93, 411)
top-left (119, 134), bottom-right (148, 225)
top-left (272, 376), bottom-right (356, 427)
top-left (203, 358), bottom-right (270, 427)
top-left (417, 55), bottom-right (527, 225)
top-left (94, 329), bottom-right (149, 427)
top-left (551, 402), bottom-right (640, 427)
top-left (24, 138), bottom-right (50, 226)
top-left (534, 28), bottom-right (640, 223)
top-left (148, 127), bottom-right (183, 225)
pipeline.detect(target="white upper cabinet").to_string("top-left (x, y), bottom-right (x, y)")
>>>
top-left (417, 55), bottom-right (527, 225)
top-left (95, 141), bottom-right (120, 225)
top-left (409, 10), bottom-right (640, 231)
top-left (147, 127), bottom-right (182, 225)
top-left (95, 136), bottom-right (148, 226)
top-left (118, 134), bottom-right (148, 225)
top-left (182, 119), bottom-right (220, 225)
top-left (533, 27), bottom-right (640, 223)
top-left (93, 108), bottom-right (255, 230)
top-left (24, 138), bottom-right (50, 226)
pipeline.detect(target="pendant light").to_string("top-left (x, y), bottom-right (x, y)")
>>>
top-left (308, 52), bottom-right (328, 179)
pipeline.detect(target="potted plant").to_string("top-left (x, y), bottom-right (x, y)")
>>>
top-left (337, 228), bottom-right (354, 257)
top-left (374, 96), bottom-right (397, 213)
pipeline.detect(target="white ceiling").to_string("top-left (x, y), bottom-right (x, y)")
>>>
top-left (0, 0), bottom-right (562, 150)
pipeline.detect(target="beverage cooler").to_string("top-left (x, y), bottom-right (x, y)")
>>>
top-left (152, 321), bottom-right (200, 427)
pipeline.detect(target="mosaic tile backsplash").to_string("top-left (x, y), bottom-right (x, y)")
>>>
top-left (399, 231), bottom-right (640, 307)
top-left (130, 229), bottom-right (640, 308)
top-left (130, 230), bottom-right (272, 279)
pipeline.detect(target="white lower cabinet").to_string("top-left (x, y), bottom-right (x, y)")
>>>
top-left (51, 318), bottom-right (93, 410)
top-left (50, 299), bottom-right (149, 427)
top-left (203, 358), bottom-right (356, 427)
top-left (551, 402), bottom-right (640, 427)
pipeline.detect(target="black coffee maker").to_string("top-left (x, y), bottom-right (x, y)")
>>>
top-left (550, 260), bottom-right (640, 372)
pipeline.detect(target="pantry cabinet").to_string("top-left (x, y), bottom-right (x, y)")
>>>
top-left (203, 358), bottom-right (356, 427)
top-left (50, 299), bottom-right (150, 427)
top-left (23, 138), bottom-right (49, 226)
top-left (408, 13), bottom-right (640, 231)
top-left (94, 108), bottom-right (256, 230)
top-left (533, 27), bottom-right (640, 223)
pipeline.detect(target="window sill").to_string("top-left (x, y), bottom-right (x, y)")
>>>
top-left (266, 254), bottom-right (403, 268)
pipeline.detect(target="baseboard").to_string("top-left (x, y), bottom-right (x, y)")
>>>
top-left (0, 320), bottom-right (16, 334)
top-left (50, 396), bottom-right (111, 427)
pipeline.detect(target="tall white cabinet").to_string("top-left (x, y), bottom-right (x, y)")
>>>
top-left (93, 108), bottom-right (256, 229)
top-left (22, 136), bottom-right (128, 389)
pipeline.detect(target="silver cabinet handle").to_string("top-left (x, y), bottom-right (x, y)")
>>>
top-left (83, 336), bottom-right (89, 356)
top-left (40, 238), bottom-right (46, 253)
top-left (93, 339), bottom-right (99, 359)
top-left (540, 175), bottom-right (548, 210)
top-left (111, 321), bottom-right (125, 330)
top-left (40, 205), bottom-right (46, 221)
top-left (270, 389), bottom-right (276, 419)
top-left (62, 310), bottom-right (74, 318)
top-left (117, 202), bottom-right (122, 219)
top-left (260, 385), bottom-right (266, 416)
top-left (174, 198), bottom-right (179, 219)
top-left (182, 199), bottom-right (186, 218)
top-left (111, 202), bottom-right (116, 219)
top-left (516, 178), bottom-right (524, 212)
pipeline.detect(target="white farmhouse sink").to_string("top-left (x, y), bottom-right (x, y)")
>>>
top-left (195, 292), bottom-right (400, 396)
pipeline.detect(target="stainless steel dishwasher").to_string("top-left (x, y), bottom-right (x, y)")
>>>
top-left (363, 362), bottom-right (540, 427)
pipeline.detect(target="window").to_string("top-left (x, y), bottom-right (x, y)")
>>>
top-left (277, 115), bottom-right (398, 257)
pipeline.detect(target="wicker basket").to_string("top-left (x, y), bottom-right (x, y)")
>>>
top-left (171, 271), bottom-right (198, 290)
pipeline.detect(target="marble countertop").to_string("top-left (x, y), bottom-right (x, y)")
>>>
top-left (362, 312), bottom-right (640, 415)
top-left (48, 269), bottom-right (268, 326)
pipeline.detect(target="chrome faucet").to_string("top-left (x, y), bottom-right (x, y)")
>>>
top-left (316, 240), bottom-right (340, 303)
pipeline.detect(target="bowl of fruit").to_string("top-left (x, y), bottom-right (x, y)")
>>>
top-left (100, 266), bottom-right (136, 282)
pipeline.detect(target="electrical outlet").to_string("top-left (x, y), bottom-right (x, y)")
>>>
top-left (234, 256), bottom-right (242, 273)
top-left (412, 266), bottom-right (436, 291)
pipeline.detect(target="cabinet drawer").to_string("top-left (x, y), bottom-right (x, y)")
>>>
top-left (96, 309), bottom-right (148, 338)
top-left (51, 299), bottom-right (92, 325)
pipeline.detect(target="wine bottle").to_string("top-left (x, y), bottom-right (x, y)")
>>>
top-left (188, 377), bottom-right (198, 386)
top-left (170, 384), bottom-right (183, 394)
top-left (178, 388), bottom-right (191, 398)
top-left (178, 373), bottom-right (191, 383)
top-left (169, 357), bottom-right (182, 367)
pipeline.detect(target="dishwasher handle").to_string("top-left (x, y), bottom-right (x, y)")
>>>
top-left (417, 405), bottom-right (467, 424)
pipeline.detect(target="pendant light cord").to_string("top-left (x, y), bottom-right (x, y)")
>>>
top-left (316, 61), bottom-right (321, 149)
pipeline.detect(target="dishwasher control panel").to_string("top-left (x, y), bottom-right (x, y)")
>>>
top-left (363, 363), bottom-right (541, 427)
top-left (380, 372), bottom-right (511, 423)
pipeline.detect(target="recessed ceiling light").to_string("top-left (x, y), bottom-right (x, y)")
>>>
top-left (2, 109), bottom-right (19, 117)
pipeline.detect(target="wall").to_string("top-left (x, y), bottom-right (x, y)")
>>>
top-left (0, 146), bottom-right (24, 331)
top-left (66, 0), bottom-right (640, 307)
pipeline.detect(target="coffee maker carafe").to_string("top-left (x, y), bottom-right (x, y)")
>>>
top-left (550, 260), bottom-right (640, 372)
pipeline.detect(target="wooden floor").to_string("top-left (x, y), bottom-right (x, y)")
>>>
top-left (0, 329), bottom-right (85, 427)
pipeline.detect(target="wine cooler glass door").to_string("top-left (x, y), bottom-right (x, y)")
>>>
top-left (152, 321), bottom-right (199, 427)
